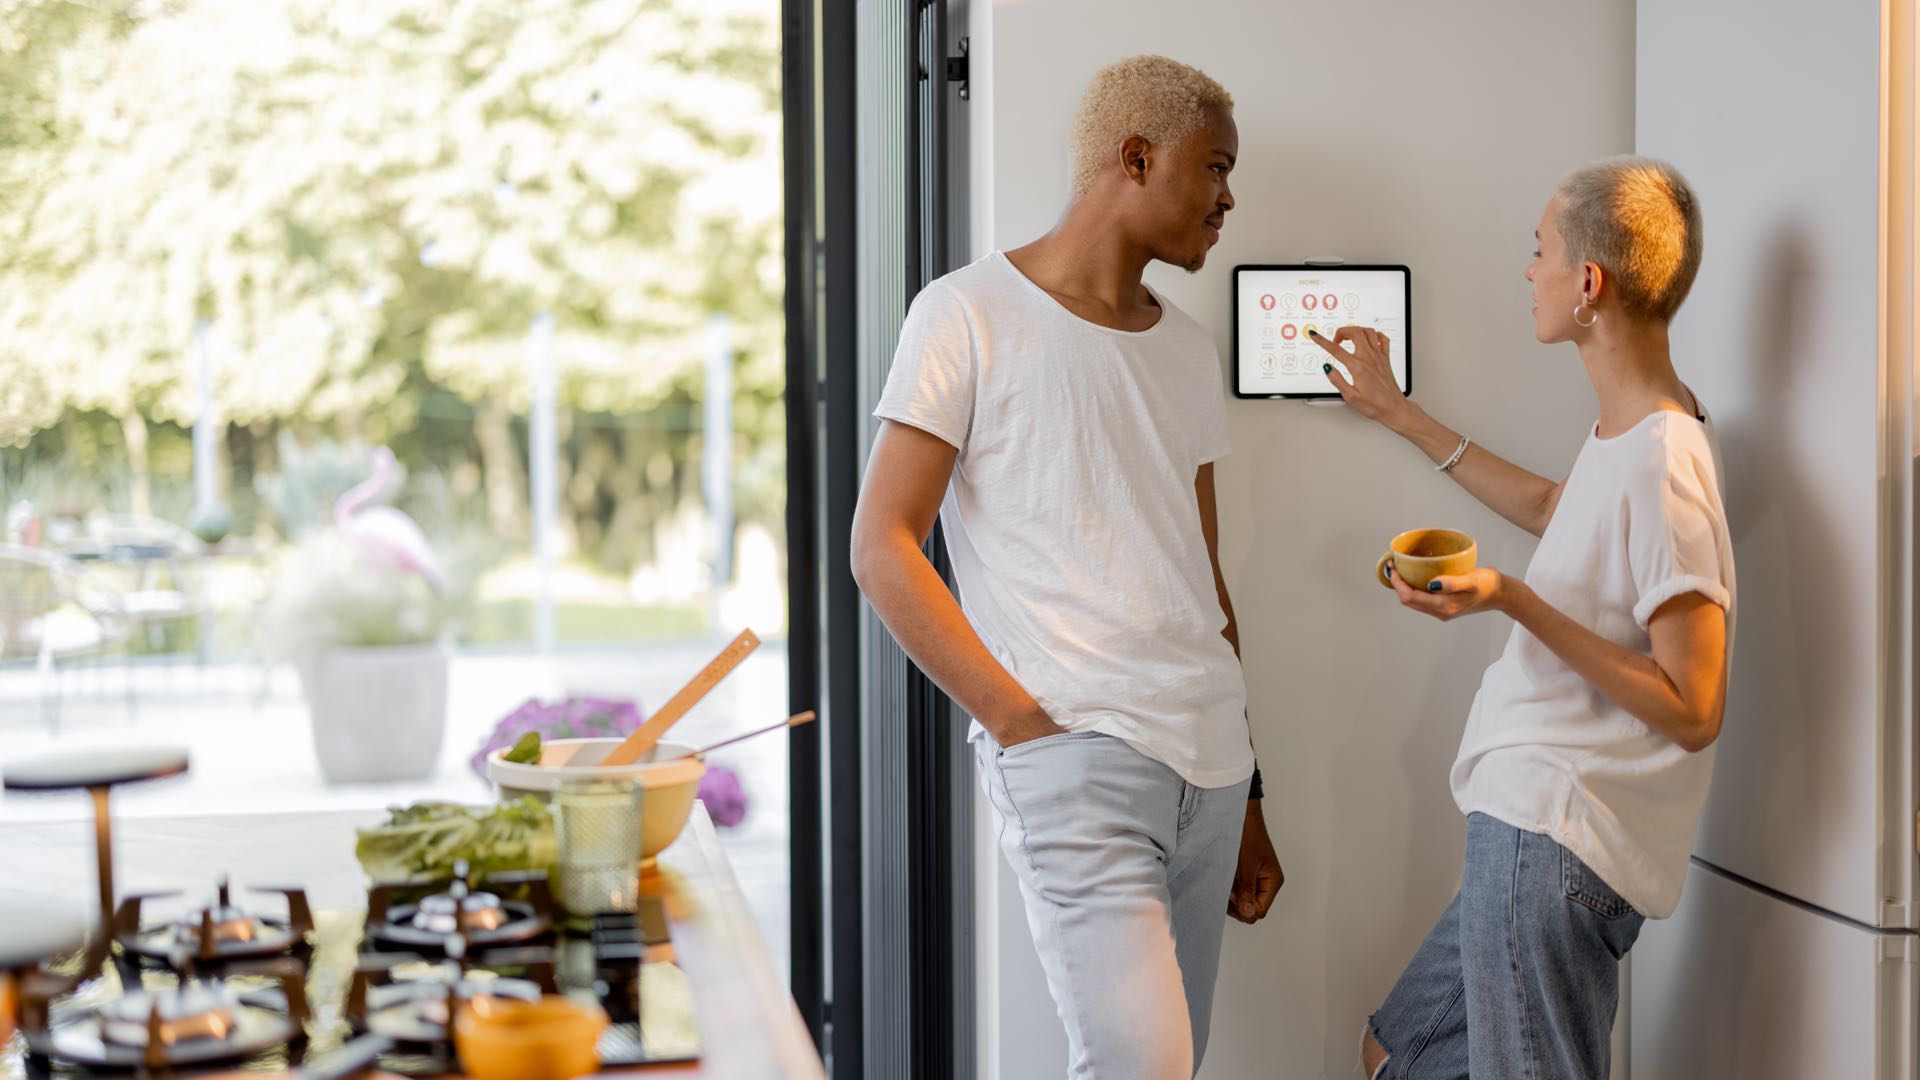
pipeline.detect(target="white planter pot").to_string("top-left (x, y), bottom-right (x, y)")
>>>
top-left (298, 641), bottom-right (450, 783)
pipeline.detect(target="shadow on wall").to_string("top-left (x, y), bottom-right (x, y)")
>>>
top-left (1703, 216), bottom-right (1845, 880)
top-left (1640, 216), bottom-right (1834, 1078)
top-left (1225, 420), bottom-right (1508, 1076)
top-left (1321, 614), bottom-right (1487, 1070)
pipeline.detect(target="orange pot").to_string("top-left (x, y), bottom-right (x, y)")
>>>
top-left (453, 995), bottom-right (607, 1080)
top-left (0, 971), bottom-right (15, 1048)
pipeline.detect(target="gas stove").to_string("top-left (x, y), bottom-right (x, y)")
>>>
top-left (362, 865), bottom-right (555, 957)
top-left (22, 959), bottom-right (309, 1074)
top-left (114, 877), bottom-right (315, 972)
top-left (8, 864), bottom-right (693, 1078)
top-left (17, 881), bottom-right (316, 1077)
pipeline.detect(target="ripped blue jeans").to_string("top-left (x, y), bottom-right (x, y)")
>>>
top-left (1367, 813), bottom-right (1644, 1080)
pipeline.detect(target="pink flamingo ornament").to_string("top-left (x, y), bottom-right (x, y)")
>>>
top-left (332, 447), bottom-right (446, 590)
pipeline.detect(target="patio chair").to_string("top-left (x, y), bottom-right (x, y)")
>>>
top-left (69, 514), bottom-right (212, 659)
top-left (0, 544), bottom-right (136, 734)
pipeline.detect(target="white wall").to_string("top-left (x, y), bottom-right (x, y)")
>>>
top-left (1628, 0), bottom-right (1917, 1075)
top-left (969, 3), bottom-right (1637, 1076)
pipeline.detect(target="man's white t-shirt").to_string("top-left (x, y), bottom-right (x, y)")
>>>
top-left (872, 251), bottom-right (1254, 789)
top-left (1451, 408), bottom-right (1736, 918)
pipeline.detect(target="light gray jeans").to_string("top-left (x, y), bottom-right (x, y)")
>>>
top-left (975, 730), bottom-right (1252, 1079)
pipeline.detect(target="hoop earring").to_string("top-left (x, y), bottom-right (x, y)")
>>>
top-left (1573, 297), bottom-right (1600, 328)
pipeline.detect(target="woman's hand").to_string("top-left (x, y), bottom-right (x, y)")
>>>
top-left (1308, 325), bottom-right (1411, 430)
top-left (1387, 564), bottom-right (1511, 621)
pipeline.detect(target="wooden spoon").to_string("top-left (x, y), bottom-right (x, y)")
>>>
top-left (599, 629), bottom-right (761, 766)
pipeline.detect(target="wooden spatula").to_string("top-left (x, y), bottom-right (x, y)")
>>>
top-left (599, 629), bottom-right (761, 766)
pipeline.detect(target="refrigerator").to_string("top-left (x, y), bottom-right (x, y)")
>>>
top-left (1629, 0), bottom-right (1919, 1076)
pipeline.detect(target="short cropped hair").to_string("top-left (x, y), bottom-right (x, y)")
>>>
top-left (1555, 156), bottom-right (1704, 322)
top-left (1067, 55), bottom-right (1233, 198)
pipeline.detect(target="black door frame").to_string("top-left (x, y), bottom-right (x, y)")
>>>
top-left (782, 0), bottom-right (860, 1068)
top-left (786, 2), bottom-right (970, 1074)
top-left (904, 2), bottom-right (964, 1076)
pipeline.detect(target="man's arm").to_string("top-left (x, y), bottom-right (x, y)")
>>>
top-left (1196, 463), bottom-right (1240, 657)
top-left (1197, 464), bottom-right (1284, 924)
top-left (850, 420), bottom-right (1065, 747)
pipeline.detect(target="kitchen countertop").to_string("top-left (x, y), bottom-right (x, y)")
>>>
top-left (0, 804), bottom-right (823, 1079)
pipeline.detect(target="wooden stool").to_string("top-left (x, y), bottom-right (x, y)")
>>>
top-left (3, 748), bottom-right (189, 951)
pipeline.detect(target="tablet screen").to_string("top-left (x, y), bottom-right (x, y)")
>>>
top-left (1233, 265), bottom-right (1411, 399)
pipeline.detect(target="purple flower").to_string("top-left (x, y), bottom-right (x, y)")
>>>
top-left (698, 764), bottom-right (749, 828)
top-left (469, 696), bottom-right (647, 780)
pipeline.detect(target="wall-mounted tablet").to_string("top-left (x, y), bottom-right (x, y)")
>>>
top-left (1232, 264), bottom-right (1412, 400)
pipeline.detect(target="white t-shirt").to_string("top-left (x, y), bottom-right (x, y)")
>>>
top-left (872, 251), bottom-right (1254, 789)
top-left (1451, 408), bottom-right (1736, 919)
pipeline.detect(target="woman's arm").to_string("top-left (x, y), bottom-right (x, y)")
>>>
top-left (1390, 567), bottom-right (1729, 752)
top-left (1310, 327), bottom-right (1563, 538)
top-left (1510, 584), bottom-right (1728, 751)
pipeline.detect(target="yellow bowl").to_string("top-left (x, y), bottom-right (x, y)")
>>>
top-left (454, 995), bottom-right (607, 1080)
top-left (487, 737), bottom-right (706, 863)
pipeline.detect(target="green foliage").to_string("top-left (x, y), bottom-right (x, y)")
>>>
top-left (0, 0), bottom-right (784, 580)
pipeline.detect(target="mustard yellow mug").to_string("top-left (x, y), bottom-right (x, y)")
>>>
top-left (1376, 528), bottom-right (1477, 591)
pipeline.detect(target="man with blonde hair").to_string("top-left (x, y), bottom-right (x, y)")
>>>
top-left (850, 54), bottom-right (1282, 1078)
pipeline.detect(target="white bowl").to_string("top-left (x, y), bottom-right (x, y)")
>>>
top-left (487, 738), bottom-right (706, 862)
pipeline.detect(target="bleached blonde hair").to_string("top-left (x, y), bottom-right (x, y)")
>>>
top-left (1556, 156), bottom-right (1704, 322)
top-left (1067, 55), bottom-right (1234, 197)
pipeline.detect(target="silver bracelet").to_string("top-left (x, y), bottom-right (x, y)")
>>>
top-left (1436, 434), bottom-right (1471, 473)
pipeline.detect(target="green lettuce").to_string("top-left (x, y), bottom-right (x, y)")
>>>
top-left (502, 731), bottom-right (542, 765)
top-left (354, 797), bottom-right (557, 884)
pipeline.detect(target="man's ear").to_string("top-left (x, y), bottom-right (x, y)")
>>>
top-left (1119, 134), bottom-right (1152, 186)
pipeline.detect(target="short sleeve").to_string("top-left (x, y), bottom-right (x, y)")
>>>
top-left (1196, 374), bottom-right (1232, 465)
top-left (1627, 434), bottom-right (1732, 630)
top-left (873, 282), bottom-right (976, 451)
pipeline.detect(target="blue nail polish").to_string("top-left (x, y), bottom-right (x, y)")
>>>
top-left (1322, 363), bottom-right (1331, 373)
top-left (1428, 581), bottom-right (1443, 593)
